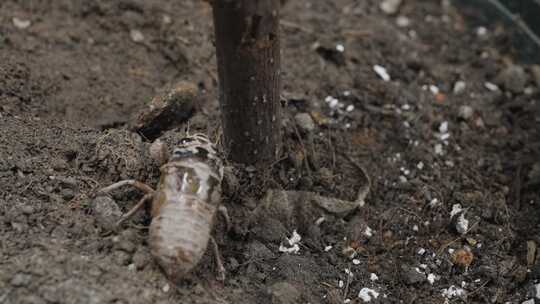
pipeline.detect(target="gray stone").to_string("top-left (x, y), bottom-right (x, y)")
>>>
top-left (121, 229), bottom-right (138, 241)
top-left (380, 0), bottom-right (402, 15)
top-left (458, 105), bottom-right (474, 120)
top-left (92, 196), bottom-right (122, 228)
top-left (453, 81), bottom-right (466, 95)
top-left (113, 250), bottom-right (131, 266)
top-left (12, 17), bottom-right (31, 29)
top-left (401, 265), bottom-right (426, 285)
top-left (117, 240), bottom-right (136, 253)
top-left (10, 273), bottom-right (32, 287)
top-left (251, 216), bottom-right (289, 243)
top-left (21, 205), bottom-right (35, 215)
top-left (268, 282), bottom-right (302, 304)
top-left (294, 113), bottom-right (315, 132)
top-left (57, 177), bottom-right (78, 189)
top-left (130, 29), bottom-right (144, 42)
top-left (61, 188), bottom-right (75, 201)
top-left (51, 159), bottom-right (69, 171)
top-left (132, 248), bottom-right (151, 270)
top-left (247, 241), bottom-right (275, 260)
top-left (495, 65), bottom-right (528, 94)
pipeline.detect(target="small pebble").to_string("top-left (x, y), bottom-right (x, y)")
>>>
top-left (358, 288), bottom-right (380, 302)
top-left (61, 189), bottom-right (75, 201)
top-left (380, 0), bottom-right (402, 15)
top-left (51, 159), bottom-right (69, 171)
top-left (401, 265), bottom-right (426, 285)
top-left (434, 144), bottom-right (443, 155)
top-left (93, 196), bottom-right (122, 221)
top-left (117, 240), bottom-right (136, 253)
top-left (163, 283), bottom-right (170, 293)
top-left (294, 113), bottom-right (316, 132)
top-left (484, 82), bottom-right (499, 92)
top-left (132, 249), bottom-right (151, 270)
top-left (396, 16), bottom-right (410, 27)
top-left (495, 64), bottom-right (527, 94)
top-left (10, 273), bottom-right (31, 287)
top-left (113, 250), bottom-right (131, 266)
top-left (363, 226), bottom-right (374, 238)
top-left (441, 285), bottom-right (466, 299)
top-left (476, 26), bottom-right (487, 36)
top-left (53, 176), bottom-right (78, 189)
top-left (455, 213), bottom-right (469, 235)
top-left (325, 96), bottom-right (340, 109)
top-left (453, 81), bottom-right (466, 95)
top-left (458, 105), bottom-right (474, 120)
top-left (13, 17), bottom-right (31, 29)
top-left (21, 205), bottom-right (35, 215)
top-left (450, 204), bottom-right (463, 217)
top-left (373, 65), bottom-right (390, 81)
top-left (130, 29), bottom-right (145, 43)
top-left (162, 15), bottom-right (172, 24)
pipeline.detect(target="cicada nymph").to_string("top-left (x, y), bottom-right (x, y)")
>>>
top-left (97, 134), bottom-right (226, 282)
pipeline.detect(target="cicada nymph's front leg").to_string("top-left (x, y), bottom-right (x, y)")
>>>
top-left (96, 180), bottom-right (156, 227)
top-left (95, 139), bottom-right (171, 226)
top-left (115, 193), bottom-right (154, 226)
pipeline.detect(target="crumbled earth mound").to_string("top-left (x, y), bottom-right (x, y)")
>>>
top-left (1, 0), bottom-right (539, 303)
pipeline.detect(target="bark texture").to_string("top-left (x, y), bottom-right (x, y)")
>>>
top-left (211, 0), bottom-right (281, 165)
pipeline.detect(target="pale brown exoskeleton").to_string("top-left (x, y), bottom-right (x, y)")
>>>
top-left (97, 134), bottom-right (227, 282)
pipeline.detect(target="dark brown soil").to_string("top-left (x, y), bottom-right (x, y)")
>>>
top-left (1, 1), bottom-right (539, 303)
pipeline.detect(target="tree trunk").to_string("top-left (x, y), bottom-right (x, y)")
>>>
top-left (211, 0), bottom-right (281, 166)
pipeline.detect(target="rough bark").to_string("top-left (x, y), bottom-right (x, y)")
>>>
top-left (211, 0), bottom-right (282, 166)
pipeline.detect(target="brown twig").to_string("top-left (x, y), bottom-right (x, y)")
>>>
top-left (280, 20), bottom-right (315, 35)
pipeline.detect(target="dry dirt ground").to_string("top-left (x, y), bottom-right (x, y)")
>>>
top-left (1, 0), bottom-right (540, 303)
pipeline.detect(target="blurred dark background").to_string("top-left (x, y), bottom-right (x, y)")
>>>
top-left (453, 0), bottom-right (540, 63)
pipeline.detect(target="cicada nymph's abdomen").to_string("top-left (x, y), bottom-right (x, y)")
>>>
top-left (148, 134), bottom-right (223, 281)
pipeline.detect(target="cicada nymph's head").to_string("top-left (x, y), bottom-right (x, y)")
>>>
top-left (171, 134), bottom-right (223, 175)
